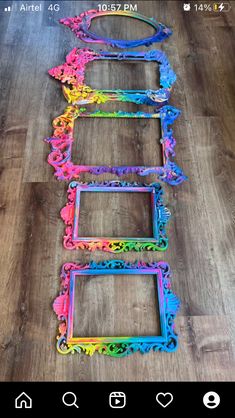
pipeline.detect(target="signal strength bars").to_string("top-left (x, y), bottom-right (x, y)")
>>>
top-left (4, 6), bottom-right (12, 12)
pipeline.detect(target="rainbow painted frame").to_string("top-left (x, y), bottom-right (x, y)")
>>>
top-left (60, 10), bottom-right (172, 48)
top-left (61, 181), bottom-right (171, 253)
top-left (48, 48), bottom-right (176, 107)
top-left (45, 105), bottom-right (186, 185)
top-left (53, 260), bottom-right (180, 357)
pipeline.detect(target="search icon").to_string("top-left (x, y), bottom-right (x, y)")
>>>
top-left (62, 392), bottom-right (79, 408)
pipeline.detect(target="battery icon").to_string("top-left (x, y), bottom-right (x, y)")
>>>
top-left (213, 3), bottom-right (231, 12)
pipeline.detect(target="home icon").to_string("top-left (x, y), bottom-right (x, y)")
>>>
top-left (15, 392), bottom-right (32, 409)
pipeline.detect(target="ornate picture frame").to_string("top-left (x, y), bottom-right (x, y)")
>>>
top-left (48, 48), bottom-right (176, 107)
top-left (45, 105), bottom-right (186, 185)
top-left (61, 181), bottom-right (171, 253)
top-left (53, 260), bottom-right (180, 357)
top-left (60, 10), bottom-right (172, 48)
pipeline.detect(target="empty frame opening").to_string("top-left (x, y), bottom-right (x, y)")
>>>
top-left (78, 191), bottom-right (153, 238)
top-left (73, 274), bottom-right (161, 337)
top-left (85, 60), bottom-right (160, 90)
top-left (90, 15), bottom-right (156, 42)
top-left (73, 114), bottom-right (162, 167)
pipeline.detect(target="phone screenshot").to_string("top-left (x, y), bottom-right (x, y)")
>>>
top-left (0, 0), bottom-right (234, 413)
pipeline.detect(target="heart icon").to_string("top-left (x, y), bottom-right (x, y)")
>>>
top-left (156, 392), bottom-right (173, 408)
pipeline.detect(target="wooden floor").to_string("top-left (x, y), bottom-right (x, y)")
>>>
top-left (0, 0), bottom-right (235, 381)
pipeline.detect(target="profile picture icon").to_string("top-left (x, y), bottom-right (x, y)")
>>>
top-left (203, 391), bottom-right (220, 409)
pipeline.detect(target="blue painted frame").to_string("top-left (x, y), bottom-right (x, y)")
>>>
top-left (60, 10), bottom-right (172, 48)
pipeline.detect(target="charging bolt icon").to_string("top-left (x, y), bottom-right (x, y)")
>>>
top-left (213, 3), bottom-right (231, 12)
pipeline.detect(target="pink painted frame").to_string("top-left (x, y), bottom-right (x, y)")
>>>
top-left (45, 105), bottom-right (186, 185)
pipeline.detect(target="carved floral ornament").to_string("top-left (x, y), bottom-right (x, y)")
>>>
top-left (53, 260), bottom-right (180, 357)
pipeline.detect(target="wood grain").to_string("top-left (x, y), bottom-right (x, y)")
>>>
top-left (73, 115), bottom-right (162, 167)
top-left (79, 191), bottom-right (153, 237)
top-left (0, 0), bottom-right (234, 381)
top-left (73, 274), bottom-right (160, 337)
